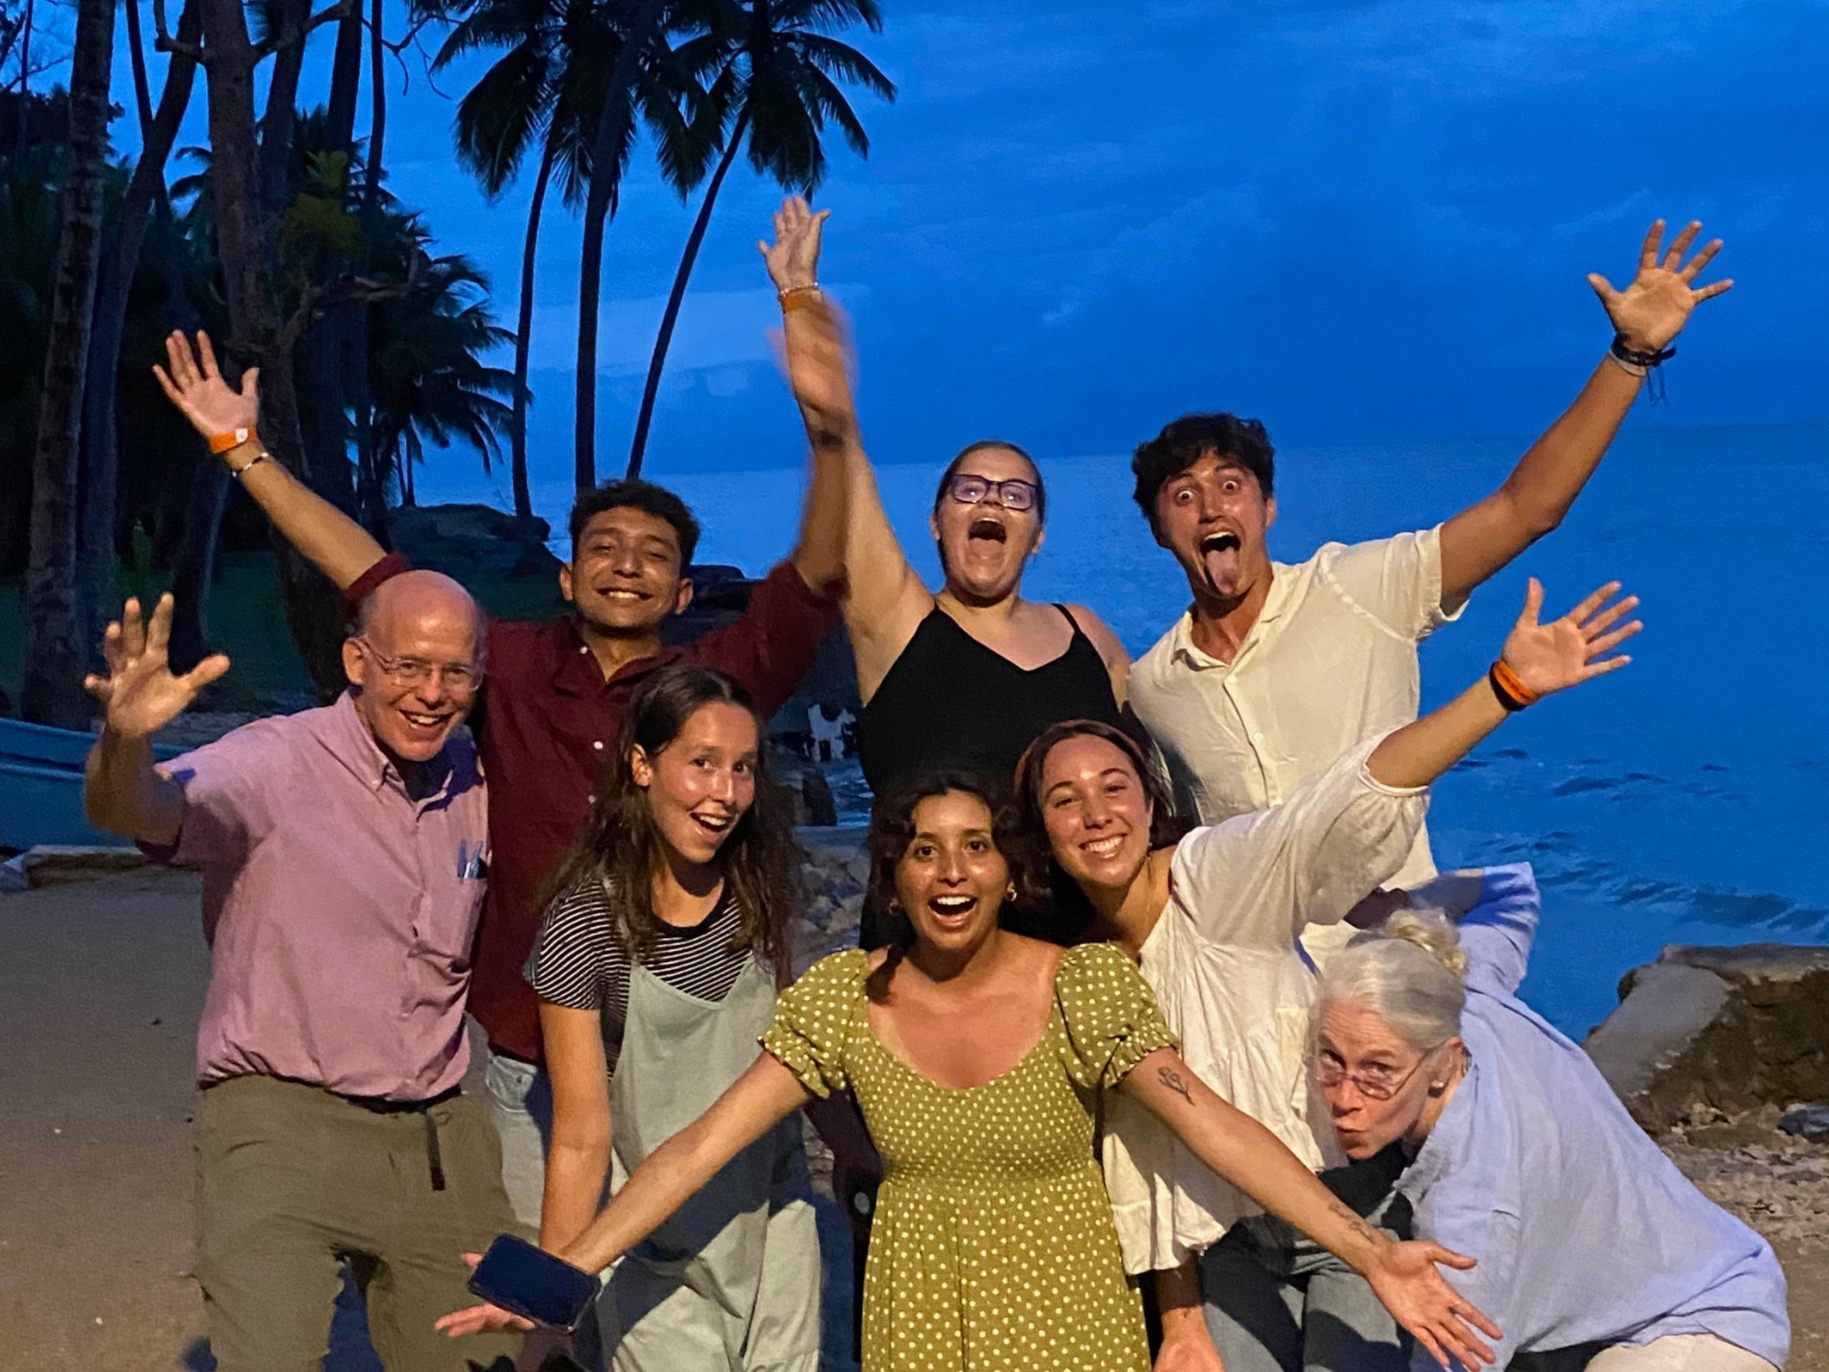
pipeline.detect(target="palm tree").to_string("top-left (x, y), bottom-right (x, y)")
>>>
top-left (573, 0), bottom-right (725, 491)
top-left (365, 240), bottom-right (518, 507)
top-left (435, 0), bottom-right (604, 520)
top-left (624, 0), bottom-right (892, 478)
top-left (22, 0), bottom-right (116, 727)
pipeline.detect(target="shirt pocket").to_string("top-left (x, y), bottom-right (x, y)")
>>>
top-left (414, 835), bottom-right (490, 977)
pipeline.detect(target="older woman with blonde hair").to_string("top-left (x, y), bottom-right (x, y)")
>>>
top-left (1311, 865), bottom-right (1789, 1371)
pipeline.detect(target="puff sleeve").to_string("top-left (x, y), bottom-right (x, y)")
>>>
top-left (759, 948), bottom-right (867, 1098)
top-left (1055, 944), bottom-right (1180, 1091)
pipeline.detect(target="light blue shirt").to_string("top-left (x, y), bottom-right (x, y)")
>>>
top-left (1396, 865), bottom-right (1789, 1370)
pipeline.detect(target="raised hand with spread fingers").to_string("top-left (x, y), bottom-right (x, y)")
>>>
top-left (1589, 219), bottom-right (1733, 354)
top-left (83, 593), bottom-right (232, 742)
top-left (81, 593), bottom-right (230, 844)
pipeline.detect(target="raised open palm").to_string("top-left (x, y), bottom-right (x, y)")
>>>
top-left (759, 195), bottom-right (828, 294)
top-left (1589, 219), bottom-right (1732, 352)
top-left (83, 595), bottom-right (231, 740)
top-left (152, 330), bottom-right (260, 441)
top-left (1500, 578), bottom-right (1641, 699)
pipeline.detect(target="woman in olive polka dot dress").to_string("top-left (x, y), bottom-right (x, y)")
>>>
top-left (441, 772), bottom-right (1500, 1371)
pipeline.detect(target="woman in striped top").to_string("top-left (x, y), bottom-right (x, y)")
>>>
top-left (522, 663), bottom-right (821, 1370)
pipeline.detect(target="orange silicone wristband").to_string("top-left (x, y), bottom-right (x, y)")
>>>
top-left (209, 428), bottom-right (253, 454)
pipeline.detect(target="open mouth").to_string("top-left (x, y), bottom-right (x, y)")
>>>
top-left (399, 709), bottom-right (451, 738)
top-left (967, 517), bottom-right (1007, 545)
top-left (927, 894), bottom-right (978, 925)
top-left (1080, 834), bottom-right (1126, 859)
top-left (1198, 529), bottom-right (1243, 591)
top-left (689, 811), bottom-right (734, 840)
top-left (594, 586), bottom-right (651, 603)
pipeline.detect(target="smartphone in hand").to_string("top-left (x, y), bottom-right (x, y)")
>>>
top-left (468, 1234), bottom-right (600, 1332)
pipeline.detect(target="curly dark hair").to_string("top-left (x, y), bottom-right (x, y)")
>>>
top-left (864, 768), bottom-right (1051, 948)
top-left (568, 478), bottom-right (702, 568)
top-left (1014, 719), bottom-right (1193, 925)
top-left (1130, 413), bottom-right (1275, 531)
top-left (931, 439), bottom-right (1047, 523)
top-left (539, 664), bottom-right (799, 969)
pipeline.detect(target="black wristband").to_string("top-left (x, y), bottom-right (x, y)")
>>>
top-left (1610, 332), bottom-right (1676, 369)
top-left (1488, 663), bottom-right (1530, 713)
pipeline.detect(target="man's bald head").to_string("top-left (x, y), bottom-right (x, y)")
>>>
top-left (343, 570), bottom-right (485, 766)
top-left (357, 570), bottom-right (484, 660)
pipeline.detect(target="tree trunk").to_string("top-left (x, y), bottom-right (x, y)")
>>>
top-left (165, 461), bottom-right (231, 674)
top-left (77, 0), bottom-right (200, 654)
top-left (12, 0), bottom-right (32, 157)
top-left (21, 0), bottom-right (117, 727)
top-left (296, 0), bottom-right (365, 540)
top-left (626, 109), bottom-right (748, 480)
top-left (324, 3), bottom-right (363, 149)
top-left (347, 0), bottom-right (385, 532)
top-left (510, 133), bottom-right (558, 520)
top-left (256, 0), bottom-right (311, 219)
top-left (201, 0), bottom-right (348, 699)
top-left (573, 0), bottom-right (670, 492)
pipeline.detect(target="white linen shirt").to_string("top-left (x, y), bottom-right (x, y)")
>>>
top-left (1101, 738), bottom-right (1427, 1274)
top-left (1129, 528), bottom-right (1463, 967)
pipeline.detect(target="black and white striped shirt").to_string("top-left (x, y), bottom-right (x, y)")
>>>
top-left (525, 876), bottom-right (751, 1076)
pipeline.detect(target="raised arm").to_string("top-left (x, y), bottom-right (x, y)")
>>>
top-left (82, 594), bottom-right (230, 844)
top-left (763, 199), bottom-right (931, 699)
top-left (436, 1051), bottom-right (810, 1338)
top-left (1438, 220), bottom-right (1731, 606)
top-left (1125, 1048), bottom-right (1502, 1370)
top-left (154, 331), bottom-right (385, 590)
top-left (1367, 578), bottom-right (1639, 790)
top-left (536, 1002), bottom-right (614, 1256)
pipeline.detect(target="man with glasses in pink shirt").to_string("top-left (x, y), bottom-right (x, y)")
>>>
top-left (82, 576), bottom-right (518, 1372)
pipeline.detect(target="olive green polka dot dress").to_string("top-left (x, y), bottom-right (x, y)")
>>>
top-left (761, 942), bottom-right (1177, 1372)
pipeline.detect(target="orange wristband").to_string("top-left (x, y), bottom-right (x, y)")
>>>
top-left (780, 290), bottom-right (823, 314)
top-left (209, 427), bottom-right (254, 454)
top-left (1489, 658), bottom-right (1540, 710)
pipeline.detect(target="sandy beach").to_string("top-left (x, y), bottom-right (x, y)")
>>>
top-left (3, 867), bottom-right (1823, 1370)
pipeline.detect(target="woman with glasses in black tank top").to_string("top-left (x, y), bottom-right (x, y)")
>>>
top-left (767, 198), bottom-right (1136, 1344)
top-left (766, 198), bottom-right (1131, 851)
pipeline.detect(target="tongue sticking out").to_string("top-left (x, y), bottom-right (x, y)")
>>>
top-left (1201, 537), bottom-right (1242, 596)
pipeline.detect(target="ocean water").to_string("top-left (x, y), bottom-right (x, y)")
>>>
top-left (423, 422), bottom-right (1829, 1036)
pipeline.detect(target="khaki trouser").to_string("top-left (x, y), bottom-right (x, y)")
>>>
top-left (195, 1074), bottom-right (521, 1372)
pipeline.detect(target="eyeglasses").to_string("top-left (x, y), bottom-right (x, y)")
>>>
top-left (354, 638), bottom-right (482, 695)
top-left (946, 473), bottom-right (1039, 513)
top-left (1311, 1042), bottom-right (1446, 1102)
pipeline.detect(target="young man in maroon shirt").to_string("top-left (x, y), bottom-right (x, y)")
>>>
top-left (154, 328), bottom-right (846, 1232)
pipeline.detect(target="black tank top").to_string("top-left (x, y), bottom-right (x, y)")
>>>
top-left (856, 604), bottom-right (1126, 796)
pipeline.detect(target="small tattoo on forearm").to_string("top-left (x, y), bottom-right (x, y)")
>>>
top-left (1158, 1065), bottom-right (1193, 1103)
top-left (1328, 1197), bottom-right (1380, 1247)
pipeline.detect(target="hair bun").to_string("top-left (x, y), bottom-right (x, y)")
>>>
top-left (1379, 911), bottom-right (1469, 979)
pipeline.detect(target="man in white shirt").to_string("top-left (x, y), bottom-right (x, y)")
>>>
top-left (1128, 218), bottom-right (1730, 970)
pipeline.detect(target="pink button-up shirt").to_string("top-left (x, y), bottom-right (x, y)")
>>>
top-left (158, 692), bottom-right (489, 1101)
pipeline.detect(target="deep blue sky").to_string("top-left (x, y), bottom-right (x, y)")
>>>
top-left (117, 0), bottom-right (1829, 481)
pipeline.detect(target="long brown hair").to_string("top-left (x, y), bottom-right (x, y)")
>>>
top-left (540, 664), bottom-right (800, 968)
top-left (1014, 719), bottom-right (1192, 923)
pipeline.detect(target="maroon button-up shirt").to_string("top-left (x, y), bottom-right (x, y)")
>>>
top-left (347, 555), bottom-right (841, 1063)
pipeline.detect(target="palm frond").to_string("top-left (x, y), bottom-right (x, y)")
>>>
top-left (788, 31), bottom-right (895, 100)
